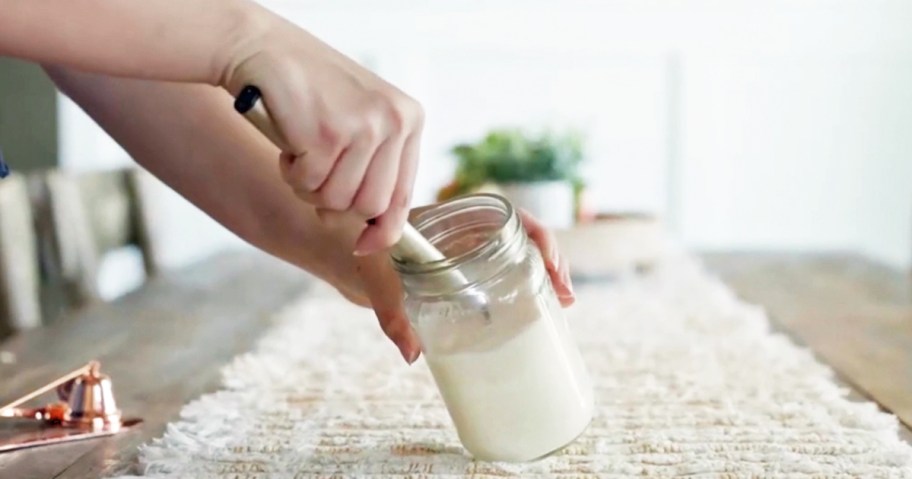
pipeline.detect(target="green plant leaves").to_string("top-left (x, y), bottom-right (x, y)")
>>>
top-left (450, 128), bottom-right (585, 190)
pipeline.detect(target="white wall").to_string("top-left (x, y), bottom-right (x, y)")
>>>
top-left (57, 0), bottom-right (912, 270)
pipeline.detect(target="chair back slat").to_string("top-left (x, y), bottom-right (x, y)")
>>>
top-left (0, 173), bottom-right (41, 335)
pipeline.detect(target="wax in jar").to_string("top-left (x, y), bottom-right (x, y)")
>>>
top-left (421, 291), bottom-right (594, 462)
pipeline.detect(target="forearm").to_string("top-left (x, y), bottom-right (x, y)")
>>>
top-left (44, 65), bottom-right (362, 291)
top-left (2, 0), bottom-right (270, 85)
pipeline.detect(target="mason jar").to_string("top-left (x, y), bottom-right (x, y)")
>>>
top-left (392, 193), bottom-right (594, 463)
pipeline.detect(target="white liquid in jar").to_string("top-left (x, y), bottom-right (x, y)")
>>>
top-left (422, 294), bottom-right (594, 462)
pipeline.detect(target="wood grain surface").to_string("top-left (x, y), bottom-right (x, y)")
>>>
top-left (1, 250), bottom-right (910, 478)
top-left (703, 251), bottom-right (912, 443)
top-left (0, 251), bottom-right (311, 479)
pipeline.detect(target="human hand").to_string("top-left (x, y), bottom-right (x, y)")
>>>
top-left (220, 5), bottom-right (424, 256)
top-left (332, 209), bottom-right (576, 364)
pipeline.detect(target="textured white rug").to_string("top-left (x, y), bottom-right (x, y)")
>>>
top-left (113, 252), bottom-right (912, 478)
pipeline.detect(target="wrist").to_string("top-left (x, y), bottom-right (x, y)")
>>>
top-left (210, 0), bottom-right (277, 91)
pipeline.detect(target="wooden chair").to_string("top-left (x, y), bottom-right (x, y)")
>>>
top-left (28, 167), bottom-right (163, 319)
top-left (0, 173), bottom-right (42, 337)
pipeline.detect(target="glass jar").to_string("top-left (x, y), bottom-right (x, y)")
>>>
top-left (393, 193), bottom-right (594, 463)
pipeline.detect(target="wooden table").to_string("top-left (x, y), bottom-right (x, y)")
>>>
top-left (0, 251), bottom-right (312, 478)
top-left (1, 250), bottom-right (910, 478)
top-left (702, 252), bottom-right (912, 444)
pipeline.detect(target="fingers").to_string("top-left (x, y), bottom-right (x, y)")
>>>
top-left (352, 137), bottom-right (404, 219)
top-left (355, 254), bottom-right (422, 364)
top-left (520, 209), bottom-right (559, 265)
top-left (312, 136), bottom-right (377, 211)
top-left (555, 253), bottom-right (575, 307)
top-left (377, 304), bottom-right (421, 365)
top-left (354, 130), bottom-right (420, 255)
top-left (518, 209), bottom-right (575, 306)
top-left (270, 91), bottom-right (347, 192)
top-left (281, 114), bottom-right (376, 199)
top-left (282, 92), bottom-right (423, 218)
top-left (228, 31), bottom-right (426, 254)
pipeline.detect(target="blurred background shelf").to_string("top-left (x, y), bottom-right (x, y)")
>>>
top-left (556, 213), bottom-right (666, 281)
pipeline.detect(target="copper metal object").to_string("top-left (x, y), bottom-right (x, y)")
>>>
top-left (0, 361), bottom-right (141, 453)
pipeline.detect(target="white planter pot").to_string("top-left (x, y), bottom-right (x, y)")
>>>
top-left (497, 181), bottom-right (575, 230)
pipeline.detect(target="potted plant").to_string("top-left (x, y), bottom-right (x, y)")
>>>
top-left (438, 129), bottom-right (586, 229)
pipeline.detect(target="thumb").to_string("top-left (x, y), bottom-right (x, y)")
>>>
top-left (355, 255), bottom-right (422, 364)
top-left (518, 209), bottom-right (575, 306)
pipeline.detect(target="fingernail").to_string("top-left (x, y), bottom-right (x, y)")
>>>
top-left (562, 267), bottom-right (574, 295)
top-left (400, 346), bottom-right (419, 365)
top-left (353, 249), bottom-right (369, 257)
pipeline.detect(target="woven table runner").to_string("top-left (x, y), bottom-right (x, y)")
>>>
top-left (115, 251), bottom-right (912, 478)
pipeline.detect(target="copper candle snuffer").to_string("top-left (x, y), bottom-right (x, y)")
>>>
top-left (0, 360), bottom-right (142, 453)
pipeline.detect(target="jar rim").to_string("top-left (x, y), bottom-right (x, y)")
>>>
top-left (393, 193), bottom-right (519, 276)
